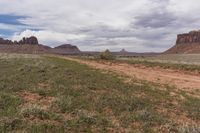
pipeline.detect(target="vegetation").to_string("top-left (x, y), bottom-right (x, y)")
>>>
top-left (114, 54), bottom-right (200, 73)
top-left (0, 53), bottom-right (199, 132)
top-left (97, 49), bottom-right (115, 60)
top-left (79, 54), bottom-right (200, 73)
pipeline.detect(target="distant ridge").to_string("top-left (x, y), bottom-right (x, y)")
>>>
top-left (0, 36), bottom-right (82, 54)
top-left (0, 36), bottom-right (160, 56)
top-left (54, 44), bottom-right (80, 51)
top-left (0, 36), bottom-right (38, 45)
top-left (52, 44), bottom-right (81, 54)
top-left (165, 30), bottom-right (200, 54)
top-left (0, 36), bottom-right (51, 54)
top-left (119, 49), bottom-right (128, 53)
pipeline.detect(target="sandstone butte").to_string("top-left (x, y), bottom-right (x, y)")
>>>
top-left (165, 30), bottom-right (200, 54)
top-left (0, 36), bottom-right (38, 45)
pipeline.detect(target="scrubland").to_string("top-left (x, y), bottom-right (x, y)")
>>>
top-left (0, 53), bottom-right (199, 132)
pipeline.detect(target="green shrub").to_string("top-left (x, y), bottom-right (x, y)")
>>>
top-left (98, 50), bottom-right (115, 60)
top-left (0, 93), bottom-right (21, 117)
top-left (0, 117), bottom-right (23, 131)
top-left (20, 105), bottom-right (51, 120)
top-left (20, 105), bottom-right (62, 121)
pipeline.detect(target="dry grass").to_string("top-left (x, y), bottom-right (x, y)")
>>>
top-left (0, 53), bottom-right (199, 132)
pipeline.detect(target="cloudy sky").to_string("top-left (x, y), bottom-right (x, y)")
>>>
top-left (0, 0), bottom-right (200, 52)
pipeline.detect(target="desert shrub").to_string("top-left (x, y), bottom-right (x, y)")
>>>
top-left (26, 123), bottom-right (65, 133)
top-left (98, 50), bottom-right (115, 60)
top-left (53, 96), bottom-right (73, 113)
top-left (20, 105), bottom-right (51, 120)
top-left (0, 93), bottom-right (21, 117)
top-left (0, 117), bottom-right (22, 131)
top-left (20, 105), bottom-right (62, 121)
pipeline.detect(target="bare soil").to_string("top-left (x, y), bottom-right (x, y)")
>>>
top-left (18, 91), bottom-right (55, 110)
top-left (63, 57), bottom-right (200, 91)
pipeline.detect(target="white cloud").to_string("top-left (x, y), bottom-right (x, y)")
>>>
top-left (0, 0), bottom-right (200, 52)
top-left (0, 23), bottom-right (28, 31)
top-left (12, 30), bottom-right (88, 47)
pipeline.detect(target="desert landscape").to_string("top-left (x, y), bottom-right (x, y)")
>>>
top-left (0, 30), bottom-right (200, 132)
top-left (1, 0), bottom-right (200, 133)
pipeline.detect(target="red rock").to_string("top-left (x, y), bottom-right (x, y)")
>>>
top-left (165, 30), bottom-right (200, 54)
top-left (176, 30), bottom-right (200, 45)
top-left (18, 36), bottom-right (38, 45)
top-left (53, 44), bottom-right (81, 54)
top-left (0, 36), bottom-right (38, 45)
top-left (120, 49), bottom-right (128, 53)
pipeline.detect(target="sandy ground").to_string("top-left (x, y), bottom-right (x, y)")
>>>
top-left (62, 57), bottom-right (200, 91)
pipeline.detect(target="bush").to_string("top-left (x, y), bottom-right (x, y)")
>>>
top-left (98, 50), bottom-right (115, 60)
top-left (0, 117), bottom-right (22, 131)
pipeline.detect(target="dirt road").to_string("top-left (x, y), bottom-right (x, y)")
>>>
top-left (63, 57), bottom-right (200, 91)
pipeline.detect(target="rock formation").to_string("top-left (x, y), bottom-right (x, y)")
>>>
top-left (165, 30), bottom-right (200, 54)
top-left (0, 36), bottom-right (82, 54)
top-left (0, 36), bottom-right (38, 45)
top-left (52, 44), bottom-right (80, 54)
top-left (120, 49), bottom-right (128, 53)
top-left (0, 36), bottom-right (52, 54)
top-left (18, 36), bottom-right (38, 45)
top-left (176, 30), bottom-right (200, 45)
top-left (54, 44), bottom-right (80, 50)
top-left (0, 38), bottom-right (13, 44)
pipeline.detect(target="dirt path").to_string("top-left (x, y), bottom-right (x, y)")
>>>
top-left (62, 57), bottom-right (200, 91)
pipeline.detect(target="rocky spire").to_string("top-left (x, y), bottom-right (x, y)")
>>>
top-left (0, 36), bottom-right (39, 45)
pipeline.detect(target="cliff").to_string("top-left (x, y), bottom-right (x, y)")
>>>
top-left (0, 36), bottom-right (82, 54)
top-left (0, 36), bottom-right (39, 45)
top-left (165, 30), bottom-right (200, 54)
top-left (176, 31), bottom-right (200, 44)
top-left (52, 44), bottom-right (81, 54)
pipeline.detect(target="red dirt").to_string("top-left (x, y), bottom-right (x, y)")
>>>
top-left (63, 57), bottom-right (200, 91)
top-left (18, 91), bottom-right (55, 110)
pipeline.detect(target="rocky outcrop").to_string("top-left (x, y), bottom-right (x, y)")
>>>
top-left (0, 44), bottom-right (51, 54)
top-left (54, 44), bottom-right (80, 51)
top-left (0, 36), bottom-right (82, 54)
top-left (52, 44), bottom-right (81, 54)
top-left (0, 36), bottom-right (51, 54)
top-left (165, 30), bottom-right (200, 54)
top-left (0, 36), bottom-right (38, 45)
top-left (120, 49), bottom-right (128, 53)
top-left (176, 30), bottom-right (200, 45)
top-left (18, 36), bottom-right (38, 45)
top-left (0, 38), bottom-right (13, 44)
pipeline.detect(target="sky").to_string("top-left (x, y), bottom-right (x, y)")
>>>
top-left (0, 0), bottom-right (200, 52)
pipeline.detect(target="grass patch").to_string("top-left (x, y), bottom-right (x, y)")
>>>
top-left (182, 96), bottom-right (200, 121)
top-left (0, 93), bottom-right (21, 117)
top-left (20, 104), bottom-right (63, 121)
top-left (79, 55), bottom-right (200, 73)
top-left (0, 54), bottom-right (199, 132)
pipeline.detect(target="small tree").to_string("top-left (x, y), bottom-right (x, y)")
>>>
top-left (98, 49), bottom-right (115, 60)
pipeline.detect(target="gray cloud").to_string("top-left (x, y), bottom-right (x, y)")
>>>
top-left (134, 12), bottom-right (176, 28)
top-left (0, 0), bottom-right (200, 52)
